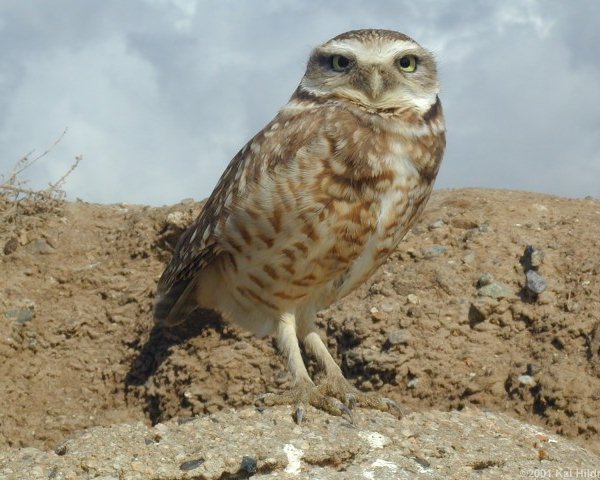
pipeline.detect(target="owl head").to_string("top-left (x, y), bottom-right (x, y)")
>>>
top-left (298, 29), bottom-right (439, 115)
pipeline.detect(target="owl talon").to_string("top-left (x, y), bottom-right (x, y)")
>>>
top-left (294, 405), bottom-right (305, 424)
top-left (255, 383), bottom-right (353, 423)
top-left (254, 393), bottom-right (269, 410)
top-left (339, 402), bottom-right (354, 424)
top-left (317, 375), bottom-right (408, 419)
top-left (356, 394), bottom-right (408, 418)
top-left (380, 397), bottom-right (410, 418)
top-left (346, 393), bottom-right (358, 410)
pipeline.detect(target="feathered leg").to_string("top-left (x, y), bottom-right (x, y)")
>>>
top-left (303, 328), bottom-right (406, 418)
top-left (256, 313), bottom-right (350, 423)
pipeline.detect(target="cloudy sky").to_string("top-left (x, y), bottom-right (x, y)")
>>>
top-left (0, 1), bottom-right (598, 205)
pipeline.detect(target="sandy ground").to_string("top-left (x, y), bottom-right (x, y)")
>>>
top-left (1, 188), bottom-right (599, 454)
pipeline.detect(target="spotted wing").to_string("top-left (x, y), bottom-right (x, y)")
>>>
top-left (152, 108), bottom-right (327, 325)
top-left (153, 145), bottom-right (250, 326)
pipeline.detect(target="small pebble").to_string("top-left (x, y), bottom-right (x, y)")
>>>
top-left (381, 303), bottom-right (395, 313)
top-left (429, 219), bottom-right (446, 230)
top-left (468, 300), bottom-right (495, 326)
top-left (166, 211), bottom-right (188, 228)
top-left (407, 294), bottom-right (420, 305)
top-left (55, 444), bottom-right (67, 456)
top-left (526, 270), bottom-right (547, 295)
top-left (27, 238), bottom-right (54, 254)
top-left (3, 236), bottom-right (18, 255)
top-left (411, 456), bottom-right (431, 469)
top-left (240, 456), bottom-right (258, 474)
top-left (478, 282), bottom-right (512, 299)
top-left (477, 273), bottom-right (495, 288)
top-left (387, 329), bottom-right (412, 346)
top-left (407, 378), bottom-right (419, 389)
top-left (522, 245), bottom-right (544, 270)
top-left (462, 252), bottom-right (476, 265)
top-left (518, 375), bottom-right (536, 387)
top-left (180, 458), bottom-right (205, 471)
top-left (176, 416), bottom-right (196, 424)
top-left (5, 309), bottom-right (34, 325)
top-left (478, 224), bottom-right (492, 233)
top-left (422, 245), bottom-right (447, 259)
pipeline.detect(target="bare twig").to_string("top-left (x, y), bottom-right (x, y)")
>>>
top-left (0, 129), bottom-right (83, 219)
top-left (8, 127), bottom-right (69, 182)
top-left (0, 184), bottom-right (43, 195)
top-left (48, 154), bottom-right (82, 192)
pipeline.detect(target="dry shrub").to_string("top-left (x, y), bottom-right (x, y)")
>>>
top-left (0, 129), bottom-right (82, 223)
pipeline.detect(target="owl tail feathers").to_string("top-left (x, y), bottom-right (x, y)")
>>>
top-left (153, 277), bottom-right (199, 327)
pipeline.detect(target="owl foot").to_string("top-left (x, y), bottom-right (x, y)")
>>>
top-left (317, 374), bottom-right (408, 419)
top-left (256, 381), bottom-right (352, 424)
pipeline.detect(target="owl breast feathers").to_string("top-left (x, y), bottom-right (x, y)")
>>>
top-left (154, 29), bottom-right (445, 421)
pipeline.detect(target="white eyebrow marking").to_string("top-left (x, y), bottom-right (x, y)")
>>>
top-left (326, 39), bottom-right (419, 63)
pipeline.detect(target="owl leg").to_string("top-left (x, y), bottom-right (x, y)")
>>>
top-left (256, 312), bottom-right (351, 423)
top-left (303, 329), bottom-right (406, 418)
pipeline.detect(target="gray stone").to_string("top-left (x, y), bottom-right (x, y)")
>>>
top-left (380, 303), bottom-right (395, 313)
top-left (462, 252), bottom-right (476, 265)
top-left (526, 270), bottom-right (547, 295)
top-left (422, 245), bottom-right (447, 259)
top-left (165, 211), bottom-right (188, 229)
top-left (3, 236), bottom-right (18, 255)
top-left (518, 375), bottom-right (537, 387)
top-left (522, 245), bottom-right (544, 270)
top-left (387, 330), bottom-right (412, 346)
top-left (407, 378), bottom-right (419, 389)
top-left (478, 282), bottom-right (513, 299)
top-left (406, 294), bottom-right (420, 305)
top-left (5, 308), bottom-right (34, 325)
top-left (428, 219), bottom-right (446, 230)
top-left (26, 238), bottom-right (54, 254)
top-left (477, 272), bottom-right (495, 288)
top-left (468, 298), bottom-right (497, 327)
top-left (0, 407), bottom-right (598, 479)
top-left (179, 458), bottom-right (205, 471)
top-left (240, 455), bottom-right (258, 475)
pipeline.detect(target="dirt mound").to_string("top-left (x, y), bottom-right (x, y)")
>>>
top-left (1, 189), bottom-right (599, 453)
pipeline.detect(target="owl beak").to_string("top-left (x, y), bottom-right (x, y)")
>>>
top-left (366, 69), bottom-right (384, 101)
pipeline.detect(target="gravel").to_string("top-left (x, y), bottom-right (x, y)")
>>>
top-left (1, 407), bottom-right (597, 479)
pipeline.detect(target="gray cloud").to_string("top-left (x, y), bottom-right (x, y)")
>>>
top-left (0, 0), bottom-right (598, 205)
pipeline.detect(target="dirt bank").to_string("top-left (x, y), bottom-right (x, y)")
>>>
top-left (1, 188), bottom-right (599, 453)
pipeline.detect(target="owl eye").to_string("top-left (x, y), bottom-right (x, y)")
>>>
top-left (331, 55), bottom-right (351, 72)
top-left (398, 55), bottom-right (417, 72)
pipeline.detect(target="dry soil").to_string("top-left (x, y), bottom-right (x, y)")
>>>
top-left (1, 188), bottom-right (599, 454)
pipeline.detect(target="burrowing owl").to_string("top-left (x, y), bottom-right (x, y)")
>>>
top-left (154, 29), bottom-right (445, 422)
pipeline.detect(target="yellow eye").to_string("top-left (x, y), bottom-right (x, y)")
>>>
top-left (398, 55), bottom-right (417, 72)
top-left (331, 55), bottom-right (351, 72)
